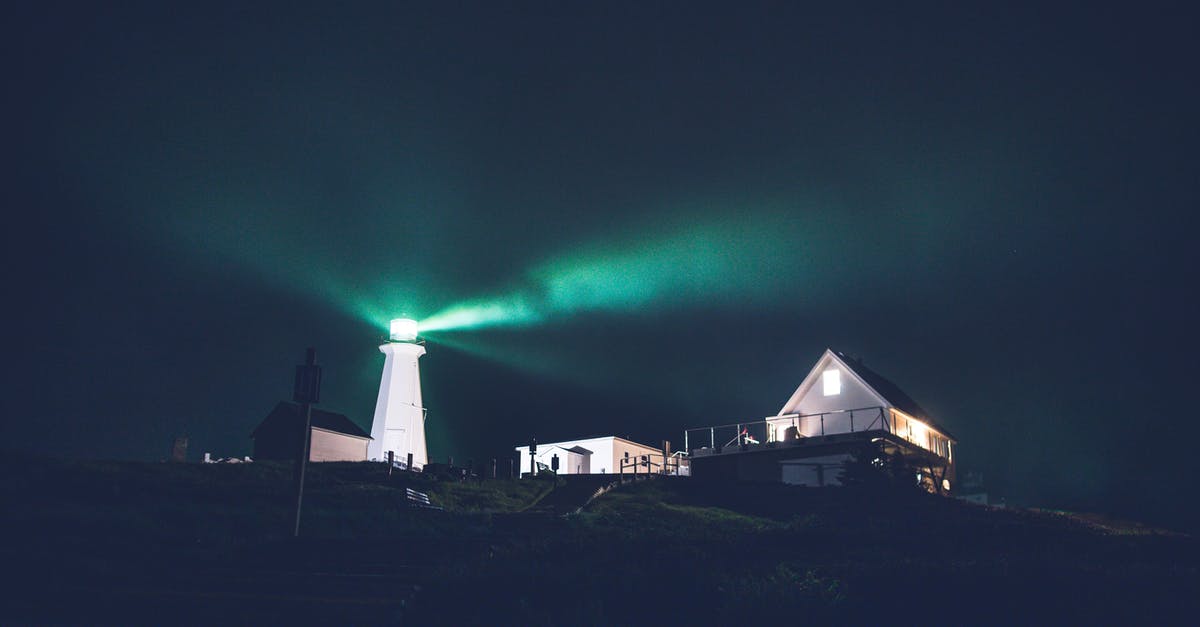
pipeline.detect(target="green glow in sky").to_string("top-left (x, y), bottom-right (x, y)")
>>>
top-left (417, 292), bottom-right (543, 333)
top-left (154, 189), bottom-right (956, 353)
top-left (412, 213), bottom-right (810, 337)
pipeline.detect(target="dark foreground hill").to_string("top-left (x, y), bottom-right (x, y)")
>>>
top-left (1, 454), bottom-right (1195, 625)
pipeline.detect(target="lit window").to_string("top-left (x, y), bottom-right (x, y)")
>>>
top-left (822, 369), bottom-right (841, 396)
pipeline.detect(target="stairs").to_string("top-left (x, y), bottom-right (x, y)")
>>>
top-left (524, 474), bottom-right (658, 516)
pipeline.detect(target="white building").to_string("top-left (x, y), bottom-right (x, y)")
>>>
top-left (515, 436), bottom-right (666, 476)
top-left (687, 348), bottom-right (957, 492)
top-left (768, 349), bottom-right (956, 459)
top-left (368, 318), bottom-right (429, 468)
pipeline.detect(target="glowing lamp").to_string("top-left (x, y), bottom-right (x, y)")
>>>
top-left (389, 318), bottom-right (419, 342)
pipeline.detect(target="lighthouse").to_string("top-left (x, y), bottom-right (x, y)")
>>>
top-left (367, 318), bottom-right (428, 468)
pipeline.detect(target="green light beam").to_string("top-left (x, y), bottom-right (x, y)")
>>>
top-left (413, 214), bottom-right (810, 337)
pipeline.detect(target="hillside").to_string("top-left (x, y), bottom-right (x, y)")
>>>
top-left (1, 455), bottom-right (1195, 624)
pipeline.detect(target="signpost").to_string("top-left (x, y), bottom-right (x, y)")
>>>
top-left (292, 347), bottom-right (321, 538)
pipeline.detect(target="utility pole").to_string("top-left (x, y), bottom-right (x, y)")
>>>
top-left (292, 348), bottom-right (322, 538)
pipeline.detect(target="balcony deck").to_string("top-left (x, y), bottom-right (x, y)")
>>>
top-left (684, 406), bottom-right (952, 462)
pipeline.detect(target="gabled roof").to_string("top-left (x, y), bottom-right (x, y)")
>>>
top-left (832, 349), bottom-right (956, 440)
top-left (831, 351), bottom-right (928, 419)
top-left (781, 349), bottom-right (956, 441)
top-left (539, 444), bottom-right (594, 456)
top-left (251, 401), bottom-right (371, 439)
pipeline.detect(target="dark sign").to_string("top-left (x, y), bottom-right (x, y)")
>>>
top-left (293, 348), bottom-right (322, 403)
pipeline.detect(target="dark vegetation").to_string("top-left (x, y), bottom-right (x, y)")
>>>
top-left (1, 452), bottom-right (1195, 625)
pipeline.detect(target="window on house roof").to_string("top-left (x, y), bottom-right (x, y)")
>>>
top-left (822, 369), bottom-right (841, 396)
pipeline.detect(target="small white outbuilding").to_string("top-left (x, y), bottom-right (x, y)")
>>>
top-left (515, 436), bottom-right (665, 476)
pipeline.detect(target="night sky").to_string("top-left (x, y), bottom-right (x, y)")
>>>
top-left (6, 2), bottom-right (1199, 526)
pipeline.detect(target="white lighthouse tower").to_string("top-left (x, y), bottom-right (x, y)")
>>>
top-left (368, 318), bottom-right (428, 468)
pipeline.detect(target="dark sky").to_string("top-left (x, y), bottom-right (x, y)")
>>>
top-left (5, 2), bottom-right (1199, 526)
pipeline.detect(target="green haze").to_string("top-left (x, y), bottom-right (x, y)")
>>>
top-left (412, 211), bottom-right (828, 337)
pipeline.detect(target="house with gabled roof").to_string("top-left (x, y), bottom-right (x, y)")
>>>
top-left (685, 349), bottom-right (956, 493)
top-left (251, 401), bottom-right (372, 463)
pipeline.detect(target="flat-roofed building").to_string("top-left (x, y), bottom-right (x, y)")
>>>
top-left (515, 436), bottom-right (679, 476)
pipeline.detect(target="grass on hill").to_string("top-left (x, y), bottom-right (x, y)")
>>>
top-left (2, 455), bottom-right (1196, 625)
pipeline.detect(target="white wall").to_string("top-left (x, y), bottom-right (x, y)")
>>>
top-left (309, 428), bottom-right (369, 462)
top-left (529, 446), bottom-right (591, 474)
top-left (515, 437), bottom-right (662, 475)
top-left (786, 355), bottom-right (885, 417)
top-left (611, 439), bottom-right (665, 473)
top-left (569, 450), bottom-right (590, 474)
top-left (368, 342), bottom-right (427, 467)
top-left (770, 353), bottom-right (888, 438)
top-left (577, 439), bottom-right (613, 474)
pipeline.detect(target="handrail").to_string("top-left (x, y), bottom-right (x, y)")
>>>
top-left (683, 406), bottom-right (888, 432)
top-left (683, 406), bottom-right (891, 455)
top-left (617, 452), bottom-right (689, 476)
top-left (681, 405), bottom-right (953, 461)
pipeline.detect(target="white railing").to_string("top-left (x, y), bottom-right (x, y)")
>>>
top-left (618, 452), bottom-right (690, 477)
top-left (683, 406), bottom-right (953, 461)
top-left (683, 406), bottom-right (890, 456)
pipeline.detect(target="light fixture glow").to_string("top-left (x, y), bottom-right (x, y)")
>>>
top-left (822, 369), bottom-right (841, 396)
top-left (907, 417), bottom-right (928, 447)
top-left (389, 318), bottom-right (419, 342)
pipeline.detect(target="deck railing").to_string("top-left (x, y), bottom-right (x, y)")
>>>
top-left (683, 406), bottom-right (890, 456)
top-left (618, 452), bottom-right (690, 477)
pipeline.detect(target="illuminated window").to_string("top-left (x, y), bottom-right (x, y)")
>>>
top-left (822, 369), bottom-right (841, 396)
